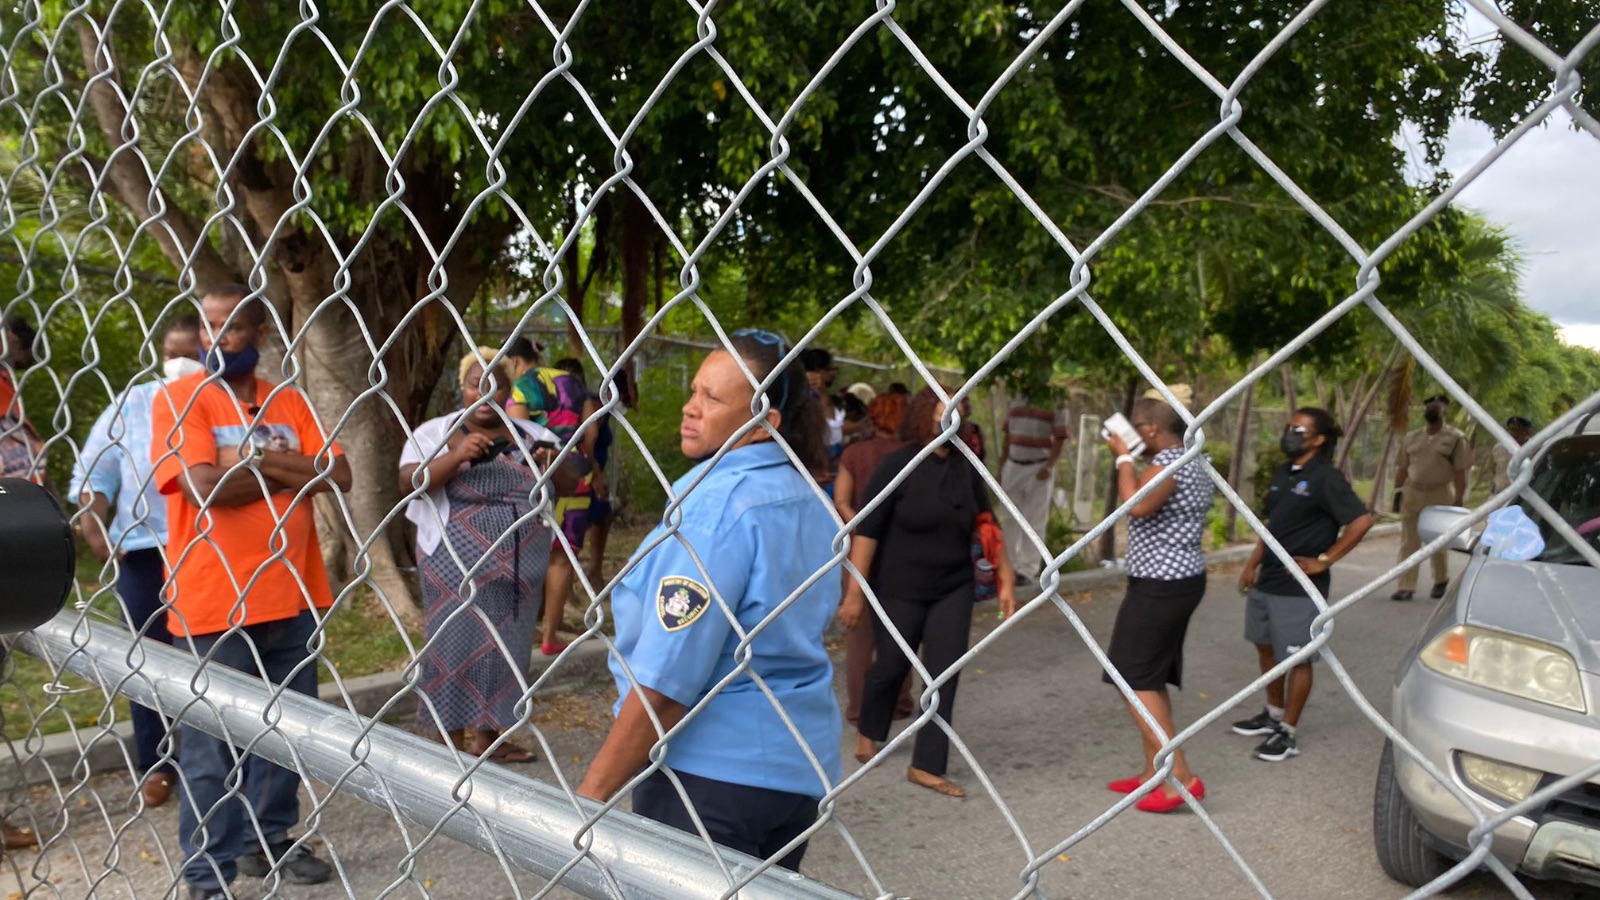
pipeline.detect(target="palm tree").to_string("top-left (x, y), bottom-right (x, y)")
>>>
top-left (1341, 216), bottom-right (1525, 507)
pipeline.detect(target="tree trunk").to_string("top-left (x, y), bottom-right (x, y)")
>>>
top-left (1280, 363), bottom-right (1297, 411)
top-left (1224, 357), bottom-right (1260, 543)
top-left (270, 238), bottom-right (426, 624)
top-left (1340, 371), bottom-right (1369, 427)
top-left (618, 189), bottom-right (650, 408)
top-left (564, 213), bottom-right (586, 357)
top-left (1368, 431), bottom-right (1397, 514)
top-left (1338, 347), bottom-right (1399, 472)
top-left (653, 233), bottom-right (666, 314)
top-left (1098, 378), bottom-right (1139, 563)
top-left (76, 22), bottom-right (236, 291)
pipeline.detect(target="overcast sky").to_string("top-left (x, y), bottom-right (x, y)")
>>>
top-left (1441, 109), bottom-right (1600, 350)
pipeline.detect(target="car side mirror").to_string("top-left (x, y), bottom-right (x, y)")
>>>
top-left (1417, 504), bottom-right (1478, 554)
top-left (0, 478), bottom-right (76, 632)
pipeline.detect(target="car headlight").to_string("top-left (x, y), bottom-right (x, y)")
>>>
top-left (1420, 625), bottom-right (1586, 712)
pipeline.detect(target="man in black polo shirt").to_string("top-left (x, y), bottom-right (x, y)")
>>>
top-left (1232, 408), bottom-right (1373, 761)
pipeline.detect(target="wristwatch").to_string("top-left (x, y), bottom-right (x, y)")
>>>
top-left (245, 443), bottom-right (266, 466)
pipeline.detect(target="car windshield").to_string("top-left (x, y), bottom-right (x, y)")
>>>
top-left (1518, 435), bottom-right (1600, 566)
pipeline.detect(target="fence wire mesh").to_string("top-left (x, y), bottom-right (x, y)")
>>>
top-left (2, 0), bottom-right (1599, 898)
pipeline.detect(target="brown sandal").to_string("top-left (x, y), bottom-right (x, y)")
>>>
top-left (466, 731), bottom-right (537, 764)
top-left (907, 767), bottom-right (965, 798)
top-left (488, 743), bottom-right (537, 764)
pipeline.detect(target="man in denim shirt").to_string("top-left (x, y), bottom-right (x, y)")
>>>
top-left (71, 314), bottom-right (202, 809)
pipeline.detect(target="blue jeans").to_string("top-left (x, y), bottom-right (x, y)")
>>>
top-left (178, 611), bottom-right (318, 890)
top-left (116, 548), bottom-right (175, 777)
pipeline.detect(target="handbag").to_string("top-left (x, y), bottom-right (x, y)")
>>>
top-left (972, 511), bottom-right (1004, 601)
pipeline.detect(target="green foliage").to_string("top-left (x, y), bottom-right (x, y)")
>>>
top-left (610, 362), bottom-right (701, 521)
top-left (0, 135), bottom-right (184, 489)
top-left (316, 593), bottom-right (423, 681)
top-left (1044, 508), bottom-right (1089, 572)
top-left (6, 0), bottom-right (1598, 525)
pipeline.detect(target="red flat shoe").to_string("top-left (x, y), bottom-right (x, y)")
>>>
top-left (1136, 776), bottom-right (1205, 813)
top-left (1107, 775), bottom-right (1148, 794)
top-left (540, 641), bottom-right (569, 656)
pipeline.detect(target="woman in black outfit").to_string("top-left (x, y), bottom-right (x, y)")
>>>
top-left (839, 387), bottom-right (1017, 798)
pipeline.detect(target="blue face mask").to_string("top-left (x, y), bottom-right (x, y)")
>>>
top-left (204, 343), bottom-right (259, 379)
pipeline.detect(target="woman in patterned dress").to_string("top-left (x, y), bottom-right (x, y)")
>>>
top-left (399, 348), bottom-right (562, 762)
top-left (1102, 396), bottom-right (1214, 813)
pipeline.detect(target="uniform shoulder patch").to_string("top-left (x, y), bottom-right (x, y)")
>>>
top-left (656, 576), bottom-right (711, 632)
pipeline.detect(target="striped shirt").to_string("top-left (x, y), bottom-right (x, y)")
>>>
top-left (1003, 404), bottom-right (1071, 464)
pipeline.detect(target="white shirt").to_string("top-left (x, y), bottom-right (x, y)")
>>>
top-left (826, 408), bottom-right (845, 447)
top-left (399, 413), bottom-right (559, 557)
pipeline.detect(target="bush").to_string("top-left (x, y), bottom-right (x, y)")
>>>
top-left (1044, 508), bottom-right (1091, 573)
top-left (610, 361), bottom-right (699, 522)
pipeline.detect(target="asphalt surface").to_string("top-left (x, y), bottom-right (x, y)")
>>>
top-left (5, 533), bottom-right (1597, 899)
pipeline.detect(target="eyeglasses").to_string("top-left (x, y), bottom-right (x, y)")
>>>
top-left (730, 328), bottom-right (791, 413)
top-left (1285, 424), bottom-right (1314, 436)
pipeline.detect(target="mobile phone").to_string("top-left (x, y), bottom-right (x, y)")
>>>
top-left (470, 436), bottom-right (514, 465)
top-left (1102, 412), bottom-right (1146, 458)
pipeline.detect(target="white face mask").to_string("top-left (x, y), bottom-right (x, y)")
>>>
top-left (163, 357), bottom-right (205, 382)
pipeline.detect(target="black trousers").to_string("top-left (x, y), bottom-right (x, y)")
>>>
top-left (856, 581), bottom-right (974, 776)
top-left (632, 770), bottom-right (818, 871)
top-left (118, 548), bottom-right (176, 777)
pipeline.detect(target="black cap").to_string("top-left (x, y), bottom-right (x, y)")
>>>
top-left (1506, 416), bottom-right (1533, 428)
top-left (1423, 394), bottom-right (1450, 406)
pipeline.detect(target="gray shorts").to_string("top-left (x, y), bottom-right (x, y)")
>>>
top-left (1244, 589), bottom-right (1323, 665)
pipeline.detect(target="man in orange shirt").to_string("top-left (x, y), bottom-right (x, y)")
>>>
top-left (151, 284), bottom-right (351, 900)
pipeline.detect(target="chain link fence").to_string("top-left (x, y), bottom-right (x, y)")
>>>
top-left (3, 1), bottom-right (1600, 898)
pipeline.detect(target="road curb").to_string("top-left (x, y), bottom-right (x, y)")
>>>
top-left (4, 633), bottom-right (612, 790)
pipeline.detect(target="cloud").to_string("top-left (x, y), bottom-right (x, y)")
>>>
top-left (1443, 111), bottom-right (1600, 327)
top-left (1558, 323), bottom-right (1600, 352)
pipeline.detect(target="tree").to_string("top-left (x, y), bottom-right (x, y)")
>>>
top-left (6, 0), bottom-right (1594, 613)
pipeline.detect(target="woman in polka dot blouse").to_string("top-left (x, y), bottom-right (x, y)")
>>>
top-left (1102, 396), bottom-right (1214, 813)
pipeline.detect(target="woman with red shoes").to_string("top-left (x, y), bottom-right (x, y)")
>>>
top-left (1102, 396), bottom-right (1213, 813)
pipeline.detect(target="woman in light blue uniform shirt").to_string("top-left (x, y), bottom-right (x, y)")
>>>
top-left (577, 330), bottom-right (841, 872)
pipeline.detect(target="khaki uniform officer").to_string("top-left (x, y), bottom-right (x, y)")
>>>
top-left (1391, 394), bottom-right (1471, 601)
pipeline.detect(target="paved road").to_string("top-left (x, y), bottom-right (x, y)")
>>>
top-left (7, 534), bottom-right (1596, 899)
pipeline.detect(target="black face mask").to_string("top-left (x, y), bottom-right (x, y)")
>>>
top-left (1424, 407), bottom-right (1443, 424)
top-left (1280, 429), bottom-right (1308, 458)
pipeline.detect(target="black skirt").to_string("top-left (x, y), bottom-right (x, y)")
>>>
top-left (1101, 572), bottom-right (1207, 691)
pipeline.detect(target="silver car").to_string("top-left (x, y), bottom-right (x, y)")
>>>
top-left (1375, 422), bottom-right (1600, 889)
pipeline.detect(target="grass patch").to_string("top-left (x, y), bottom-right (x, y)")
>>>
top-left (316, 595), bottom-right (423, 681)
top-left (0, 648), bottom-right (130, 744)
top-left (0, 563), bottom-right (133, 742)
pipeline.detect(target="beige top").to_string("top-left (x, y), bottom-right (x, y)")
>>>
top-left (1398, 424), bottom-right (1471, 488)
top-left (1490, 443), bottom-right (1514, 493)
